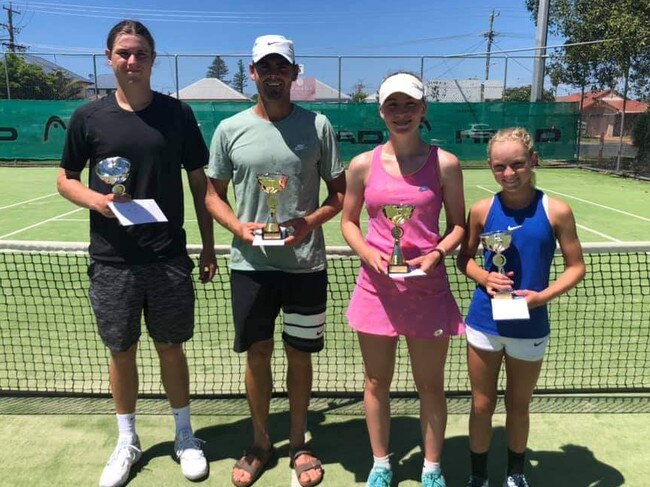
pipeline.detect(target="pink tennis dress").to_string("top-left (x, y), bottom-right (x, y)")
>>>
top-left (346, 145), bottom-right (465, 338)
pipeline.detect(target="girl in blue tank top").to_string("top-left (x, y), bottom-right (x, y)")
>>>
top-left (457, 128), bottom-right (586, 487)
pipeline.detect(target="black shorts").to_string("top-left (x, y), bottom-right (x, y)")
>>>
top-left (230, 269), bottom-right (328, 353)
top-left (88, 254), bottom-right (195, 352)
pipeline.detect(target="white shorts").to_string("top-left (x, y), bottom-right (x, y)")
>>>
top-left (465, 325), bottom-right (549, 362)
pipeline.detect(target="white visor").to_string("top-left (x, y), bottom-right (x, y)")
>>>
top-left (378, 73), bottom-right (425, 106)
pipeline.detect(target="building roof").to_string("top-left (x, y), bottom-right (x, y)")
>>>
top-left (90, 73), bottom-right (117, 91)
top-left (172, 77), bottom-right (250, 101)
top-left (21, 54), bottom-right (91, 84)
top-left (290, 77), bottom-right (350, 101)
top-left (556, 89), bottom-right (648, 114)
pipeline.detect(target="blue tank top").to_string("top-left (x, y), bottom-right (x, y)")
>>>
top-left (465, 190), bottom-right (556, 338)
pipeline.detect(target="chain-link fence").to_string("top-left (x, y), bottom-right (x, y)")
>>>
top-left (1, 49), bottom-right (648, 176)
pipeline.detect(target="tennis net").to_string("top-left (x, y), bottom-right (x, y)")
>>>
top-left (0, 241), bottom-right (648, 398)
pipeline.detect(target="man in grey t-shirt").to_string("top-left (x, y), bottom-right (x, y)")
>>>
top-left (206, 34), bottom-right (345, 487)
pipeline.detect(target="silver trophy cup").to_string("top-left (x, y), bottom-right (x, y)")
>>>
top-left (480, 230), bottom-right (514, 298)
top-left (96, 157), bottom-right (131, 195)
top-left (382, 204), bottom-right (415, 274)
top-left (257, 172), bottom-right (289, 240)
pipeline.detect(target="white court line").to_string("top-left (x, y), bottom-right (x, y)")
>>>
top-left (0, 208), bottom-right (84, 239)
top-left (0, 193), bottom-right (59, 211)
top-left (475, 185), bottom-right (620, 242)
top-left (537, 186), bottom-right (650, 223)
top-left (576, 224), bottom-right (620, 242)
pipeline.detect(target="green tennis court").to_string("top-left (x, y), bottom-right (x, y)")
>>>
top-left (1, 165), bottom-right (649, 486)
top-left (1, 165), bottom-right (649, 244)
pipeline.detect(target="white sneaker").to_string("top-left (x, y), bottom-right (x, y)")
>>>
top-left (174, 429), bottom-right (208, 480)
top-left (99, 436), bottom-right (142, 487)
top-left (503, 474), bottom-right (529, 487)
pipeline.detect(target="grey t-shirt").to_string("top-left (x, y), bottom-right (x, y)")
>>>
top-left (208, 105), bottom-right (343, 272)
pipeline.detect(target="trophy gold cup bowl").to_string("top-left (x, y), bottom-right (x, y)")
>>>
top-left (257, 172), bottom-right (289, 240)
top-left (96, 157), bottom-right (131, 195)
top-left (479, 230), bottom-right (514, 299)
top-left (382, 204), bottom-right (415, 274)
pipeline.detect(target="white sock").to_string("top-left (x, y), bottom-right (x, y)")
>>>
top-left (423, 459), bottom-right (441, 475)
top-left (372, 454), bottom-right (391, 471)
top-left (116, 413), bottom-right (136, 442)
top-left (172, 405), bottom-right (192, 436)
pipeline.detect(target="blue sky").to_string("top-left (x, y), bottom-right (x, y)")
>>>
top-left (5, 0), bottom-right (568, 97)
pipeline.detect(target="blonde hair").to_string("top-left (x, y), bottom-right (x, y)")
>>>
top-left (487, 127), bottom-right (534, 161)
top-left (487, 127), bottom-right (537, 187)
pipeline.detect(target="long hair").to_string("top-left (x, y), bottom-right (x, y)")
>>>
top-left (106, 20), bottom-right (155, 53)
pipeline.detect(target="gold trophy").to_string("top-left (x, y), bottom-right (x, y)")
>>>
top-left (96, 157), bottom-right (131, 195)
top-left (257, 172), bottom-right (289, 240)
top-left (480, 230), bottom-right (514, 299)
top-left (382, 204), bottom-right (415, 274)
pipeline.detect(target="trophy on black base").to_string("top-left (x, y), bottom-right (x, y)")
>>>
top-left (257, 172), bottom-right (289, 240)
top-left (382, 204), bottom-right (415, 274)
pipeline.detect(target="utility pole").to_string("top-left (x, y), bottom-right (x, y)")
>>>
top-left (1, 2), bottom-right (22, 52)
top-left (530, 0), bottom-right (550, 102)
top-left (481, 9), bottom-right (499, 102)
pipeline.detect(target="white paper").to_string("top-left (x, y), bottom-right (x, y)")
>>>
top-left (491, 297), bottom-right (530, 321)
top-left (108, 199), bottom-right (168, 226)
top-left (388, 268), bottom-right (427, 279)
top-left (252, 228), bottom-right (287, 247)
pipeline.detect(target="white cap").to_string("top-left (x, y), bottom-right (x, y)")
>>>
top-left (252, 34), bottom-right (295, 64)
top-left (378, 73), bottom-right (425, 106)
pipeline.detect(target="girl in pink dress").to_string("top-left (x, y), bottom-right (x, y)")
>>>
top-left (342, 72), bottom-right (466, 487)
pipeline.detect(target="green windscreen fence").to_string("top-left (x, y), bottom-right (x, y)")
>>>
top-left (0, 99), bottom-right (578, 162)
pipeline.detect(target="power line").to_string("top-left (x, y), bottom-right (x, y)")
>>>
top-left (481, 9), bottom-right (499, 101)
top-left (1, 2), bottom-right (26, 52)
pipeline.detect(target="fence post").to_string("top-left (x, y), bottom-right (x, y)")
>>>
top-left (92, 54), bottom-right (98, 98)
top-left (616, 61), bottom-right (631, 172)
top-left (175, 54), bottom-right (179, 99)
top-left (3, 53), bottom-right (11, 99)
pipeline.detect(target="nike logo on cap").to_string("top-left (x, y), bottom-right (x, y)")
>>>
top-left (533, 340), bottom-right (545, 347)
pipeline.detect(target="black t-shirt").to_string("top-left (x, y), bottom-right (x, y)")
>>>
top-left (60, 92), bottom-right (208, 264)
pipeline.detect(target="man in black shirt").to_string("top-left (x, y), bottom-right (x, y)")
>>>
top-left (57, 20), bottom-right (215, 487)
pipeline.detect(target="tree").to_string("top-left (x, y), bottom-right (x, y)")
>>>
top-left (50, 70), bottom-right (86, 100)
top-left (502, 85), bottom-right (554, 102)
top-left (206, 56), bottom-right (229, 81)
top-left (0, 54), bottom-right (84, 99)
top-left (230, 59), bottom-right (248, 93)
top-left (525, 0), bottom-right (650, 99)
top-left (349, 80), bottom-right (369, 103)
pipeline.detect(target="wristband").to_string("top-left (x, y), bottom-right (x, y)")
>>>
top-left (432, 247), bottom-right (447, 259)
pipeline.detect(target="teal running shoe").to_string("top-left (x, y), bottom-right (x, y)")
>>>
top-left (421, 470), bottom-right (446, 487)
top-left (366, 466), bottom-right (393, 487)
